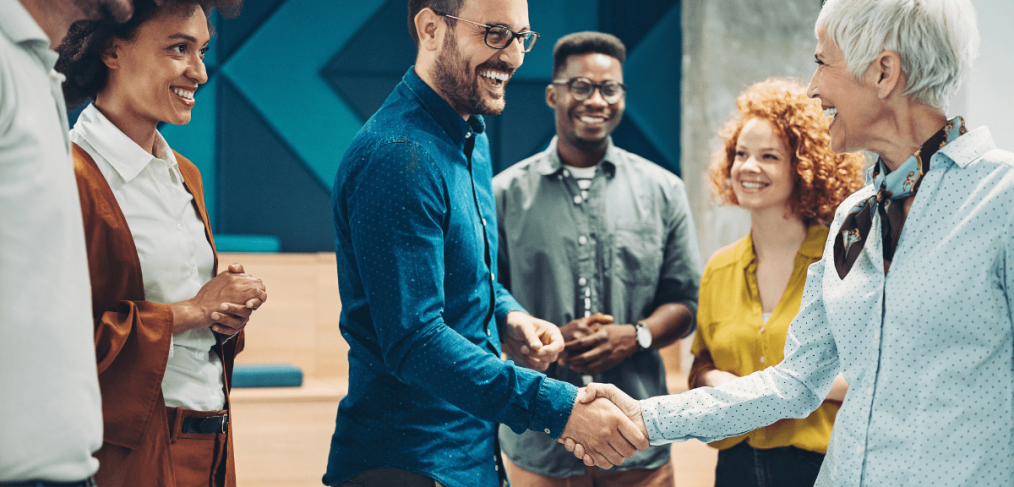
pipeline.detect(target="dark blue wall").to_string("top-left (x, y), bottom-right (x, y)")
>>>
top-left (150, 0), bottom-right (682, 251)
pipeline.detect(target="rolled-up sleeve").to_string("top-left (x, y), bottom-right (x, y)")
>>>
top-left (346, 142), bottom-right (576, 437)
top-left (640, 257), bottom-right (840, 445)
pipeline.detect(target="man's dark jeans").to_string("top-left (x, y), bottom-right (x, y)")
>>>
top-left (715, 442), bottom-right (824, 487)
top-left (336, 468), bottom-right (445, 487)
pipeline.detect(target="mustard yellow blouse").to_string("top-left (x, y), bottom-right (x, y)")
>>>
top-left (689, 224), bottom-right (839, 454)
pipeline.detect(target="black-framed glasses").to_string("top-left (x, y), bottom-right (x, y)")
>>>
top-left (440, 13), bottom-right (540, 53)
top-left (552, 77), bottom-right (627, 104)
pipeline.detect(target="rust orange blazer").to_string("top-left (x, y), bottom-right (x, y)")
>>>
top-left (72, 143), bottom-right (243, 487)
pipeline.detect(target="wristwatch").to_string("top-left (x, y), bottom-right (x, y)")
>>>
top-left (634, 322), bottom-right (652, 350)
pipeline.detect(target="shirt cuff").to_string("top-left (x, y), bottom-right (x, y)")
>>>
top-left (494, 295), bottom-right (527, 324)
top-left (528, 378), bottom-right (578, 440)
top-left (640, 397), bottom-right (684, 446)
top-left (215, 330), bottom-right (239, 344)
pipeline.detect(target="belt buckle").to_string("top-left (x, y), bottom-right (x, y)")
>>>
top-left (219, 412), bottom-right (228, 433)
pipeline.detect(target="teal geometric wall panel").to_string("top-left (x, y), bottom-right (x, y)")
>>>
top-left (323, 0), bottom-right (418, 122)
top-left (624, 2), bottom-right (682, 177)
top-left (598, 0), bottom-right (679, 52)
top-left (217, 0), bottom-right (288, 59)
top-left (220, 0), bottom-right (387, 189)
top-left (151, 0), bottom-right (683, 251)
top-left (217, 80), bottom-right (335, 252)
top-left (515, 0), bottom-right (598, 81)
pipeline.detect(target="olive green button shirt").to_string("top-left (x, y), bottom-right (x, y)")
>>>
top-left (494, 137), bottom-right (702, 477)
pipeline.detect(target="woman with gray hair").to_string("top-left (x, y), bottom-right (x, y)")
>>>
top-left (562, 0), bottom-right (1014, 485)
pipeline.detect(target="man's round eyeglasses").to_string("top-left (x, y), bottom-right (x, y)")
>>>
top-left (439, 13), bottom-right (540, 53)
top-left (552, 77), bottom-right (627, 104)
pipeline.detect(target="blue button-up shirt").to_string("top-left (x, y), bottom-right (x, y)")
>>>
top-left (640, 127), bottom-right (1014, 486)
top-left (325, 68), bottom-right (578, 487)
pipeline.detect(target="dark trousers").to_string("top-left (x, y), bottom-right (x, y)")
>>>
top-left (714, 442), bottom-right (824, 487)
top-left (337, 468), bottom-right (444, 487)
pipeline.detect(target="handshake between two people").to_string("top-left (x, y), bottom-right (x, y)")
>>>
top-left (558, 383), bottom-right (649, 468)
top-left (500, 312), bottom-right (650, 469)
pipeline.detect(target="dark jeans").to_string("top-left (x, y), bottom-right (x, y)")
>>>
top-left (336, 468), bottom-right (445, 487)
top-left (714, 442), bottom-right (824, 487)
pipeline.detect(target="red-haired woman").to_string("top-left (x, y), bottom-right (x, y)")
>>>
top-left (691, 78), bottom-right (864, 487)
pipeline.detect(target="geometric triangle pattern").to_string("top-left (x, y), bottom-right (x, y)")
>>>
top-left (216, 80), bottom-right (336, 252)
top-left (151, 0), bottom-right (682, 251)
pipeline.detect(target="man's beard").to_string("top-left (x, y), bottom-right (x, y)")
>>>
top-left (431, 32), bottom-right (507, 117)
top-left (74, 0), bottom-right (134, 24)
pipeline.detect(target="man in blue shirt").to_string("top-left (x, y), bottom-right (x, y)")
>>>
top-left (325, 1), bottom-right (649, 486)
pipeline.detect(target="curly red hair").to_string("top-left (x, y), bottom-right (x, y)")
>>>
top-left (709, 78), bottom-right (866, 224)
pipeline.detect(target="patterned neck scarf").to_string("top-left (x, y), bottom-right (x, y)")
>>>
top-left (833, 116), bottom-right (968, 279)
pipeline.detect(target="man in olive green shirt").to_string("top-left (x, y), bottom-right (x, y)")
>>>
top-left (493, 32), bottom-right (701, 485)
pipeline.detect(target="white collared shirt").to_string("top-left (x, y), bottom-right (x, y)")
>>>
top-left (0, 0), bottom-right (103, 481)
top-left (70, 104), bottom-right (225, 412)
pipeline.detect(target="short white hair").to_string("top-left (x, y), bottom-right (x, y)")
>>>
top-left (815, 0), bottom-right (981, 109)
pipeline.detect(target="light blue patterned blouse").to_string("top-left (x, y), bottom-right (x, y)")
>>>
top-left (641, 126), bottom-right (1014, 486)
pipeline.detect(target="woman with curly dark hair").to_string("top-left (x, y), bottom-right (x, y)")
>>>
top-left (689, 78), bottom-right (864, 487)
top-left (55, 1), bottom-right (262, 486)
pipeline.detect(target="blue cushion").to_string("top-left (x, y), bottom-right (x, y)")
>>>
top-left (215, 234), bottom-right (282, 253)
top-left (232, 364), bottom-right (303, 388)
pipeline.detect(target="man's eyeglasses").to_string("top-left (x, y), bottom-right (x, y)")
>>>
top-left (439, 13), bottom-right (540, 53)
top-left (552, 77), bottom-right (627, 104)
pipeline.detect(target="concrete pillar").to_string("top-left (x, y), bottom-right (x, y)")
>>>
top-left (681, 0), bottom-right (824, 264)
top-left (677, 0), bottom-right (823, 374)
top-left (950, 0), bottom-right (1014, 151)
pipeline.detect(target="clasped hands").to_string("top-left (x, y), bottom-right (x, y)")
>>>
top-left (558, 312), bottom-right (638, 375)
top-left (172, 263), bottom-right (268, 335)
top-left (500, 312), bottom-right (648, 469)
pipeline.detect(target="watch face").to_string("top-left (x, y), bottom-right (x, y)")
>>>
top-left (636, 324), bottom-right (652, 348)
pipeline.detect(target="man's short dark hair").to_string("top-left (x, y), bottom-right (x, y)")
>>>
top-left (552, 31), bottom-right (626, 79)
top-left (407, 0), bottom-right (465, 45)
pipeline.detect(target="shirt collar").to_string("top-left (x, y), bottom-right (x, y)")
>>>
top-left (536, 136), bottom-right (619, 177)
top-left (74, 103), bottom-right (178, 182)
top-left (937, 124), bottom-right (996, 169)
top-left (401, 66), bottom-right (485, 147)
top-left (738, 224), bottom-right (829, 265)
top-left (0, 0), bottom-right (57, 69)
top-left (798, 224), bottom-right (829, 259)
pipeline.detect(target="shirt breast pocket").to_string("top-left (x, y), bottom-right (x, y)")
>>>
top-left (612, 223), bottom-right (663, 286)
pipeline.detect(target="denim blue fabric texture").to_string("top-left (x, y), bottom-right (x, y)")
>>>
top-left (639, 126), bottom-right (1014, 486)
top-left (325, 68), bottom-right (579, 487)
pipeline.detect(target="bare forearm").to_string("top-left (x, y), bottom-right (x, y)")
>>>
top-left (170, 299), bottom-right (205, 335)
top-left (640, 302), bottom-right (694, 350)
